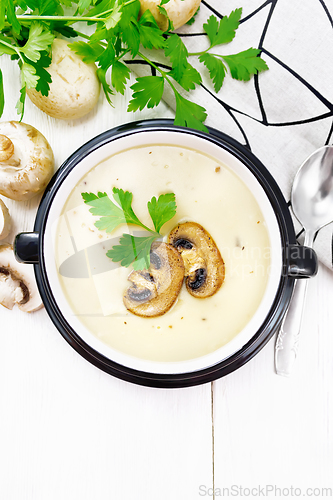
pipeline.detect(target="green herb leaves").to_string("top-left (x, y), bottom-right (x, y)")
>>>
top-left (204, 10), bottom-right (242, 48)
top-left (0, 2), bottom-right (268, 131)
top-left (147, 193), bottom-right (176, 233)
top-left (128, 76), bottom-right (164, 111)
top-left (82, 188), bottom-right (177, 270)
top-left (21, 23), bottom-right (54, 62)
top-left (198, 11), bottom-right (269, 92)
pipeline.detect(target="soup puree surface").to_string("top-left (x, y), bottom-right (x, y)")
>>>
top-left (55, 145), bottom-right (271, 362)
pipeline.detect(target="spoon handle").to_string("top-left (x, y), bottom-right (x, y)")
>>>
top-left (275, 278), bottom-right (308, 376)
top-left (275, 230), bottom-right (315, 376)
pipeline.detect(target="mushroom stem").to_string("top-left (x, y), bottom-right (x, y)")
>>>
top-left (0, 135), bottom-right (14, 162)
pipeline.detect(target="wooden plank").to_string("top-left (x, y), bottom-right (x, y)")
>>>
top-left (213, 263), bottom-right (333, 494)
top-left (0, 55), bottom-right (213, 500)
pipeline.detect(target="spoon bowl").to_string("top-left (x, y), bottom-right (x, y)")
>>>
top-left (292, 146), bottom-right (333, 234)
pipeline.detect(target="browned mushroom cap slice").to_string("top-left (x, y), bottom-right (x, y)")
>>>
top-left (123, 241), bottom-right (185, 318)
top-left (168, 222), bottom-right (225, 298)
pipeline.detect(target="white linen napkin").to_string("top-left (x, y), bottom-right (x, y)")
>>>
top-left (132, 0), bottom-right (333, 270)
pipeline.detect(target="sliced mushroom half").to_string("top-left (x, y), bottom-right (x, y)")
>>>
top-left (123, 241), bottom-right (185, 317)
top-left (0, 198), bottom-right (11, 240)
top-left (0, 121), bottom-right (54, 201)
top-left (168, 222), bottom-right (225, 298)
top-left (0, 244), bottom-right (42, 312)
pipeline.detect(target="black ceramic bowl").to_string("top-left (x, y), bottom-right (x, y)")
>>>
top-left (15, 120), bottom-right (317, 388)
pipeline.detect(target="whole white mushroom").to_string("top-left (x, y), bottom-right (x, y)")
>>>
top-left (27, 38), bottom-right (100, 120)
top-left (0, 121), bottom-right (54, 201)
top-left (139, 0), bottom-right (201, 31)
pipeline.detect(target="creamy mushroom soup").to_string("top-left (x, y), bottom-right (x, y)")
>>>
top-left (54, 145), bottom-right (271, 362)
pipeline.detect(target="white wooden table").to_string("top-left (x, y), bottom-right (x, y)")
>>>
top-left (1, 55), bottom-right (332, 500)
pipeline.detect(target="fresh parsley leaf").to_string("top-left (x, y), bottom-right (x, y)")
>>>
top-left (15, 85), bottom-right (26, 120)
top-left (174, 92), bottom-right (208, 133)
top-left (51, 24), bottom-right (78, 39)
top-left (118, 0), bottom-right (141, 57)
top-left (3, 0), bottom-right (21, 35)
top-left (22, 23), bottom-right (54, 62)
top-left (104, 2), bottom-right (122, 30)
top-left (169, 62), bottom-right (201, 91)
top-left (111, 61), bottom-right (130, 94)
top-left (222, 48), bottom-right (269, 80)
top-left (199, 52), bottom-right (226, 92)
top-left (0, 38), bottom-right (16, 57)
top-left (203, 9), bottom-right (242, 48)
top-left (112, 187), bottom-right (148, 229)
top-left (82, 191), bottom-right (128, 233)
top-left (21, 62), bottom-right (39, 89)
top-left (33, 52), bottom-right (52, 95)
top-left (107, 233), bottom-right (157, 270)
top-left (0, 69), bottom-right (4, 117)
top-left (164, 34), bottom-right (188, 82)
top-left (96, 67), bottom-right (114, 105)
top-left (128, 76), bottom-right (164, 112)
top-left (69, 41), bottom-right (105, 64)
top-left (82, 188), bottom-right (152, 233)
top-left (138, 12), bottom-right (165, 50)
top-left (83, 188), bottom-right (176, 269)
top-left (25, 0), bottom-right (63, 16)
top-left (77, 0), bottom-right (93, 15)
top-left (0, 2), bottom-right (5, 32)
top-left (147, 193), bottom-right (176, 233)
top-left (97, 39), bottom-right (116, 68)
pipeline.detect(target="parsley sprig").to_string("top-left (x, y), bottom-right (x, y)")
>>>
top-left (0, 1), bottom-right (268, 131)
top-left (82, 188), bottom-right (176, 270)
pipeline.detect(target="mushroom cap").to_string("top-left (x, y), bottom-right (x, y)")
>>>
top-left (27, 38), bottom-right (100, 120)
top-left (168, 222), bottom-right (225, 298)
top-left (139, 0), bottom-right (201, 31)
top-left (0, 121), bottom-right (54, 201)
top-left (0, 198), bottom-right (11, 240)
top-left (0, 244), bottom-right (42, 312)
top-left (123, 241), bottom-right (185, 317)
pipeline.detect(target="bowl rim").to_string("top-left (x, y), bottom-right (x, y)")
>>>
top-left (33, 119), bottom-right (296, 388)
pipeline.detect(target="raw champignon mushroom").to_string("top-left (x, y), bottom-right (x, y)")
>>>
top-left (0, 199), bottom-right (11, 240)
top-left (0, 244), bottom-right (42, 312)
top-left (139, 0), bottom-right (201, 31)
top-left (0, 121), bottom-right (54, 201)
top-left (168, 222), bottom-right (225, 298)
top-left (27, 39), bottom-right (100, 120)
top-left (123, 241), bottom-right (185, 317)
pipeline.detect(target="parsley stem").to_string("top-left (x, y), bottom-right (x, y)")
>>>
top-left (16, 15), bottom-right (107, 22)
top-left (0, 39), bottom-right (24, 62)
top-left (188, 48), bottom-right (210, 57)
top-left (137, 51), bottom-right (179, 95)
top-left (137, 51), bottom-right (169, 81)
top-left (15, 0), bottom-right (137, 23)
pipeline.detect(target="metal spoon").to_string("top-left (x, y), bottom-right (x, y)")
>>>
top-left (275, 145), bottom-right (333, 376)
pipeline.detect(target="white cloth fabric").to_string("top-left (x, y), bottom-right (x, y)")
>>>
top-left (132, 0), bottom-right (333, 269)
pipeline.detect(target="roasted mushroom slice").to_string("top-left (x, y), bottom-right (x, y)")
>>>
top-left (123, 241), bottom-right (185, 317)
top-left (168, 222), bottom-right (225, 298)
top-left (0, 244), bottom-right (42, 312)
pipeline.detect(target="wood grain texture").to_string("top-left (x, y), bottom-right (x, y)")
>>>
top-left (1, 49), bottom-right (333, 500)
top-left (0, 55), bottom-right (213, 500)
top-left (213, 263), bottom-right (333, 495)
